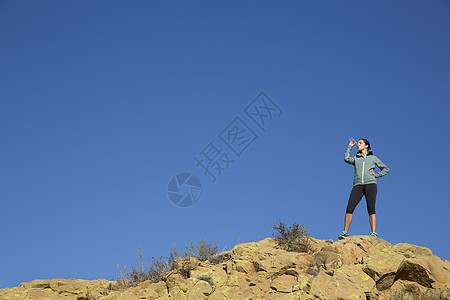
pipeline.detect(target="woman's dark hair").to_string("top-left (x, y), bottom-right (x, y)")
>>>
top-left (359, 138), bottom-right (371, 152)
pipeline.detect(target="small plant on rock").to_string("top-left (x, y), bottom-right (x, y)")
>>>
top-left (112, 243), bottom-right (179, 291)
top-left (184, 239), bottom-right (218, 261)
top-left (420, 290), bottom-right (448, 300)
top-left (387, 289), bottom-right (411, 300)
top-left (272, 220), bottom-right (311, 253)
top-left (386, 288), bottom-right (447, 300)
top-left (112, 239), bottom-right (220, 291)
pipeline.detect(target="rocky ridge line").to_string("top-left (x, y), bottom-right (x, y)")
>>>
top-left (1, 236), bottom-right (449, 299)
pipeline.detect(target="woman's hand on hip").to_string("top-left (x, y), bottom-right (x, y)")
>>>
top-left (370, 170), bottom-right (376, 176)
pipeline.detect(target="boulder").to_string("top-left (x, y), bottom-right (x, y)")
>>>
top-left (270, 274), bottom-right (296, 293)
top-left (185, 279), bottom-right (212, 299)
top-left (363, 247), bottom-right (405, 283)
top-left (394, 260), bottom-right (434, 288)
top-left (310, 264), bottom-right (376, 299)
top-left (327, 236), bottom-right (392, 265)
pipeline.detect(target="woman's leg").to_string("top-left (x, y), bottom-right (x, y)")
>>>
top-left (369, 214), bottom-right (377, 232)
top-left (344, 213), bottom-right (353, 233)
top-left (365, 184), bottom-right (378, 232)
top-left (344, 185), bottom-right (364, 232)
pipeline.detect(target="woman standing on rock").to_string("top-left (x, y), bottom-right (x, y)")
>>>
top-left (338, 138), bottom-right (390, 240)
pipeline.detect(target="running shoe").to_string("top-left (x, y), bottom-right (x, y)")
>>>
top-left (370, 232), bottom-right (378, 237)
top-left (338, 231), bottom-right (349, 240)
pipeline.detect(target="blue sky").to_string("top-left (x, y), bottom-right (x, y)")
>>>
top-left (1, 0), bottom-right (449, 289)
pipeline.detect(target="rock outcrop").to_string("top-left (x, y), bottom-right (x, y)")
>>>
top-left (1, 236), bottom-right (449, 299)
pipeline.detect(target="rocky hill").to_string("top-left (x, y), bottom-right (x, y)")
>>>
top-left (1, 236), bottom-right (449, 299)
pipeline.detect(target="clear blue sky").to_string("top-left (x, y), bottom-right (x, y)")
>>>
top-left (1, 0), bottom-right (449, 289)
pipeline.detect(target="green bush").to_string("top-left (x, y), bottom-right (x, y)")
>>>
top-left (272, 220), bottom-right (311, 253)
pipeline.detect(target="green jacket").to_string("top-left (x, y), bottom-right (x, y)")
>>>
top-left (344, 145), bottom-right (390, 186)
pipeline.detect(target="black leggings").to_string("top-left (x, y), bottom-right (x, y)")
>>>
top-left (346, 184), bottom-right (377, 215)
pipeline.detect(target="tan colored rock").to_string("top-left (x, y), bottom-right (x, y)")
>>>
top-left (18, 279), bottom-right (52, 289)
top-left (230, 241), bottom-right (260, 260)
top-left (407, 253), bottom-right (450, 285)
top-left (167, 273), bottom-right (189, 293)
top-left (363, 247), bottom-right (405, 282)
top-left (231, 238), bottom-right (279, 263)
top-left (49, 278), bottom-right (87, 295)
top-left (254, 251), bottom-right (312, 277)
top-left (251, 271), bottom-right (271, 293)
top-left (28, 289), bottom-right (57, 299)
top-left (364, 244), bottom-right (448, 292)
top-left (185, 279), bottom-right (212, 299)
top-left (1, 237), bottom-right (448, 300)
top-left (391, 243), bottom-right (433, 258)
top-left (310, 264), bottom-right (376, 299)
top-left (169, 289), bottom-right (187, 300)
top-left (119, 289), bottom-right (145, 300)
top-left (328, 235), bottom-right (392, 265)
top-left (226, 271), bottom-right (252, 289)
top-left (224, 260), bottom-right (233, 275)
top-left (208, 290), bottom-right (227, 300)
top-left (0, 286), bottom-right (53, 300)
top-left (293, 274), bottom-right (310, 293)
top-left (85, 279), bottom-right (114, 298)
top-left (189, 265), bottom-right (212, 278)
top-left (287, 252), bottom-right (314, 269)
top-left (270, 274), bottom-right (296, 293)
top-left (234, 259), bottom-right (256, 275)
top-left (308, 237), bottom-right (334, 252)
top-left (313, 250), bottom-right (342, 270)
top-left (386, 243), bottom-right (450, 290)
top-left (7, 278), bottom-right (115, 299)
top-left (136, 281), bottom-right (168, 299)
top-left (208, 268), bottom-right (228, 288)
top-left (189, 265), bottom-right (228, 288)
top-left (209, 285), bottom-right (255, 299)
top-left (382, 279), bottom-right (428, 300)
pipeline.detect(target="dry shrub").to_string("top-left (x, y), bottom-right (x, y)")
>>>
top-left (272, 220), bottom-right (311, 253)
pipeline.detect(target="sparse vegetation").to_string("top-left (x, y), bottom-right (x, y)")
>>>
top-left (111, 239), bottom-right (220, 291)
top-left (111, 243), bottom-right (177, 291)
top-left (386, 289), bottom-right (448, 300)
top-left (184, 239), bottom-right (218, 261)
top-left (386, 289), bottom-right (414, 300)
top-left (420, 290), bottom-right (448, 300)
top-left (208, 251), bottom-right (231, 265)
top-left (272, 220), bottom-right (311, 253)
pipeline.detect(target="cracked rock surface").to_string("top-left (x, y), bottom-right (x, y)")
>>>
top-left (1, 236), bottom-right (449, 299)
